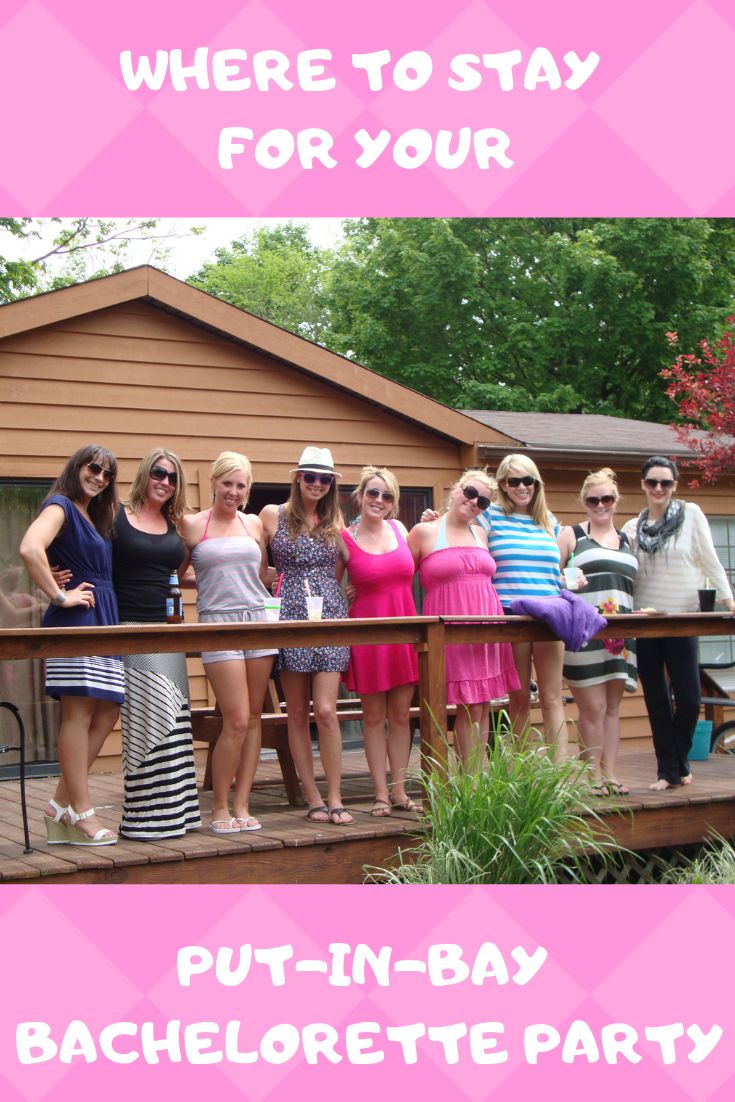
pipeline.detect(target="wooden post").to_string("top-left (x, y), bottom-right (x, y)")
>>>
top-left (416, 619), bottom-right (448, 775)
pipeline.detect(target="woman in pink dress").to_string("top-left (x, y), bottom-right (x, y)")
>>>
top-left (341, 467), bottom-right (419, 815)
top-left (408, 469), bottom-right (519, 764)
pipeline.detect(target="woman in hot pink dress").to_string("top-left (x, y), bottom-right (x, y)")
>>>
top-left (408, 469), bottom-right (519, 764)
top-left (341, 467), bottom-right (419, 815)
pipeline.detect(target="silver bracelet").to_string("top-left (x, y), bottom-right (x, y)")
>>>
top-left (52, 589), bottom-right (67, 606)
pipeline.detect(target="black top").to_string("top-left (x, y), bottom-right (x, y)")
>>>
top-left (112, 506), bottom-right (184, 622)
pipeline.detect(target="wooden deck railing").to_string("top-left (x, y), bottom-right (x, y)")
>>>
top-left (2, 613), bottom-right (734, 768)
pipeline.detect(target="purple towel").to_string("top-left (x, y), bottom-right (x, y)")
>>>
top-left (509, 591), bottom-right (607, 652)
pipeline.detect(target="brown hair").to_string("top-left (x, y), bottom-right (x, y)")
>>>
top-left (127, 448), bottom-right (189, 525)
top-left (285, 471), bottom-right (344, 544)
top-left (44, 444), bottom-right (118, 538)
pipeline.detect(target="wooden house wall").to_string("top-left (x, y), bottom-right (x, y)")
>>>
top-left (0, 300), bottom-right (471, 763)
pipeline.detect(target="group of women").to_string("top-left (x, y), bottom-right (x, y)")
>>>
top-left (18, 442), bottom-right (733, 845)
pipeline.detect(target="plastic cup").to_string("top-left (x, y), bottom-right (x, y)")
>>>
top-left (563, 567), bottom-right (580, 592)
top-left (263, 596), bottom-right (282, 622)
top-left (306, 595), bottom-right (323, 621)
top-left (698, 588), bottom-right (716, 612)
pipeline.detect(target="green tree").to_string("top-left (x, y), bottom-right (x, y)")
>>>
top-left (327, 218), bottom-right (735, 418)
top-left (188, 222), bottom-right (335, 344)
top-left (0, 218), bottom-right (174, 304)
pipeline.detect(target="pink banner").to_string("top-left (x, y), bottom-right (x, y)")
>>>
top-left (2, 885), bottom-right (734, 1100)
top-left (0, 0), bottom-right (734, 214)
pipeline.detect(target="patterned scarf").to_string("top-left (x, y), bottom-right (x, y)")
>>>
top-left (636, 499), bottom-right (685, 556)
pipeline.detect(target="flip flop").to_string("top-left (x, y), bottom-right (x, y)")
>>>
top-left (605, 781), bottom-right (630, 797)
top-left (235, 816), bottom-right (262, 832)
top-left (329, 806), bottom-right (354, 825)
top-left (306, 804), bottom-right (330, 823)
top-left (589, 782), bottom-right (610, 798)
top-left (371, 800), bottom-right (391, 817)
top-left (210, 818), bottom-right (240, 835)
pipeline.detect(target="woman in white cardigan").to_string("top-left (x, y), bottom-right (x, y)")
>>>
top-left (622, 456), bottom-right (734, 790)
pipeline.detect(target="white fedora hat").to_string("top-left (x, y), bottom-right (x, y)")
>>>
top-left (290, 446), bottom-right (342, 478)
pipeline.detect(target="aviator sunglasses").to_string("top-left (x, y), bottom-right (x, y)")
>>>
top-left (301, 471), bottom-right (334, 487)
top-left (364, 487), bottom-right (395, 504)
top-left (585, 494), bottom-right (616, 508)
top-left (150, 465), bottom-right (178, 486)
top-left (462, 485), bottom-right (491, 510)
top-left (644, 477), bottom-right (675, 490)
top-left (506, 476), bottom-right (537, 489)
top-left (86, 461), bottom-right (114, 480)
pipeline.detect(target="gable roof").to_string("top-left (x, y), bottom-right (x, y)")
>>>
top-left (464, 410), bottom-right (694, 461)
top-left (0, 266), bottom-right (514, 449)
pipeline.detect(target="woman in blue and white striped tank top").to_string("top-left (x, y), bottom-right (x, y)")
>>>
top-left (476, 454), bottom-right (569, 758)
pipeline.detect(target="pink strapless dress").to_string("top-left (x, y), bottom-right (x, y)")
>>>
top-left (419, 545), bottom-right (519, 704)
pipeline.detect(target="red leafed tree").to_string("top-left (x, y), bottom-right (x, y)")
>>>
top-left (661, 321), bottom-right (735, 485)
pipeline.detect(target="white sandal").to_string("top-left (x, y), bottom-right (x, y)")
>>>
top-left (65, 807), bottom-right (118, 847)
top-left (44, 798), bottom-right (68, 844)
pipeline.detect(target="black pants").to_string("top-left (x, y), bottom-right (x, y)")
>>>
top-left (636, 635), bottom-right (700, 784)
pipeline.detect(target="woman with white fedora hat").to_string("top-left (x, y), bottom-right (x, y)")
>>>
top-left (260, 446), bottom-right (353, 826)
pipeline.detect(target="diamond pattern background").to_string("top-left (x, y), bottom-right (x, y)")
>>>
top-left (0, 885), bottom-right (734, 1100)
top-left (0, 0), bottom-right (734, 214)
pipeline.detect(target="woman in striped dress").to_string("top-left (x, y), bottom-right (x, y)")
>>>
top-left (475, 454), bottom-right (569, 757)
top-left (114, 450), bottom-right (202, 839)
top-left (558, 469), bottom-right (638, 795)
top-left (20, 444), bottom-right (122, 846)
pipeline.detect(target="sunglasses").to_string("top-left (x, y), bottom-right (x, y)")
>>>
top-left (364, 487), bottom-right (395, 504)
top-left (585, 495), bottom-right (616, 507)
top-left (506, 476), bottom-right (537, 489)
top-left (86, 461), bottom-right (113, 480)
top-left (301, 471), bottom-right (334, 486)
top-left (644, 478), bottom-right (674, 490)
top-left (462, 485), bottom-right (491, 511)
top-left (150, 465), bottom-right (178, 486)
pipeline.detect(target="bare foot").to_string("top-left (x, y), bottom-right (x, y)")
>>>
top-left (681, 773), bottom-right (693, 785)
top-left (649, 779), bottom-right (672, 791)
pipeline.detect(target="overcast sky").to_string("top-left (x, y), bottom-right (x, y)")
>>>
top-left (5, 217), bottom-right (346, 282)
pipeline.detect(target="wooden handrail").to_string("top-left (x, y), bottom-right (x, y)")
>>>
top-left (2, 613), bottom-right (734, 766)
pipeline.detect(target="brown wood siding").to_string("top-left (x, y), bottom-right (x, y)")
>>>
top-left (0, 300), bottom-right (465, 759)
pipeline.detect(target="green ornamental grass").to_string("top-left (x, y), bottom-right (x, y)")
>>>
top-left (368, 736), bottom-right (618, 885)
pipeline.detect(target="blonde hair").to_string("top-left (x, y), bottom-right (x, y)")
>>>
top-left (353, 466), bottom-right (401, 519)
top-left (210, 451), bottom-right (252, 508)
top-left (580, 467), bottom-right (619, 507)
top-left (447, 468), bottom-right (496, 511)
top-left (128, 448), bottom-right (188, 525)
top-left (495, 453), bottom-right (555, 536)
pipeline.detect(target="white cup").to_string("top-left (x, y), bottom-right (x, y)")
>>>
top-left (263, 597), bottom-right (282, 622)
top-left (306, 595), bottom-right (323, 621)
top-left (563, 567), bottom-right (580, 591)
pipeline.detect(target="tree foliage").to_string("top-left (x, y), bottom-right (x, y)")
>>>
top-left (662, 322), bottom-right (735, 484)
top-left (0, 218), bottom-right (177, 304)
top-left (326, 218), bottom-right (735, 417)
top-left (188, 222), bottom-right (335, 344)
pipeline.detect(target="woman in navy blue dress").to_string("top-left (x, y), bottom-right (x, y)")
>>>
top-left (20, 444), bottom-right (123, 846)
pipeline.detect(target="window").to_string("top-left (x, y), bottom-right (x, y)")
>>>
top-left (0, 481), bottom-right (59, 772)
top-left (699, 515), bottom-right (735, 665)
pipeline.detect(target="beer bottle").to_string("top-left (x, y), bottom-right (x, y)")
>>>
top-left (166, 571), bottom-right (183, 623)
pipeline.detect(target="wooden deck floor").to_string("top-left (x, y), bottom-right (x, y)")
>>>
top-left (2, 747), bottom-right (735, 884)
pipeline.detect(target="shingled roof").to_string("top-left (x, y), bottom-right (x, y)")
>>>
top-left (464, 410), bottom-right (694, 461)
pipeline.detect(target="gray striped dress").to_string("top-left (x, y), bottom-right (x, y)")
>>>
top-left (562, 524), bottom-right (638, 688)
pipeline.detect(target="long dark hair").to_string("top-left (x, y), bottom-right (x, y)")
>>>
top-left (45, 444), bottom-right (119, 538)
